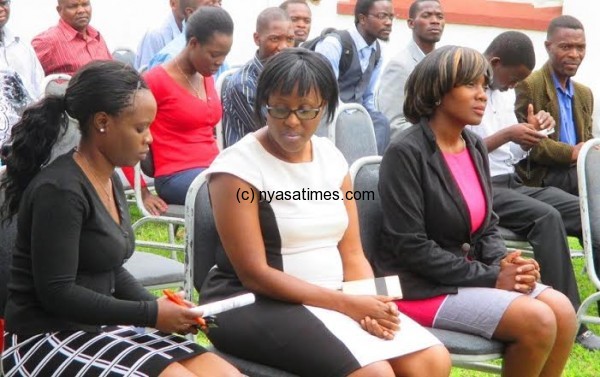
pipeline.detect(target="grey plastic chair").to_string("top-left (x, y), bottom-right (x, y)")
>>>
top-left (41, 73), bottom-right (71, 97)
top-left (329, 103), bottom-right (378, 165)
top-left (576, 138), bottom-right (600, 327)
top-left (112, 47), bottom-right (137, 68)
top-left (184, 172), bottom-right (299, 377)
top-left (350, 156), bottom-right (504, 374)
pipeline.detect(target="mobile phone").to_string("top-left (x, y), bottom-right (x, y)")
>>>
top-left (539, 127), bottom-right (555, 136)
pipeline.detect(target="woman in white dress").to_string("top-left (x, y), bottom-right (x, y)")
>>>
top-left (202, 48), bottom-right (451, 377)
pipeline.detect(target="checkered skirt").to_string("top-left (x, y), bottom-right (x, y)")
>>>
top-left (2, 326), bottom-right (206, 376)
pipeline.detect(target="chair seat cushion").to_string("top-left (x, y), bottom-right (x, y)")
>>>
top-left (206, 345), bottom-right (298, 377)
top-left (124, 252), bottom-right (184, 286)
top-left (426, 327), bottom-right (504, 355)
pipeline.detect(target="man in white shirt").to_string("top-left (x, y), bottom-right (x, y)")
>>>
top-left (468, 31), bottom-right (600, 350)
top-left (0, 0), bottom-right (44, 98)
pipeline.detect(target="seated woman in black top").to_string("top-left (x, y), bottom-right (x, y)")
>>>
top-left (374, 46), bottom-right (577, 377)
top-left (0, 61), bottom-right (240, 377)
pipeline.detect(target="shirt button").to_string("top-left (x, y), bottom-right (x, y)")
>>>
top-left (461, 243), bottom-right (471, 253)
top-left (110, 288), bottom-right (115, 294)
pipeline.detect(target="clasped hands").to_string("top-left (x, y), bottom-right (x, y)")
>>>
top-left (496, 250), bottom-right (541, 294)
top-left (344, 295), bottom-right (400, 341)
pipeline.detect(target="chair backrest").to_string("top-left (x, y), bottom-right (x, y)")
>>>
top-left (349, 156), bottom-right (382, 261)
top-left (577, 138), bottom-right (600, 290)
top-left (112, 47), bottom-right (137, 68)
top-left (184, 171), bottom-right (224, 298)
top-left (0, 167), bottom-right (17, 317)
top-left (215, 67), bottom-right (240, 150)
top-left (41, 73), bottom-right (71, 97)
top-left (330, 103), bottom-right (378, 165)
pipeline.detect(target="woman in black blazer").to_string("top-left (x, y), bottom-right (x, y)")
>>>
top-left (375, 46), bottom-right (577, 377)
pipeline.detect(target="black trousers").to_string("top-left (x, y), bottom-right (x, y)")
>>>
top-left (542, 164), bottom-right (579, 196)
top-left (492, 173), bottom-right (583, 312)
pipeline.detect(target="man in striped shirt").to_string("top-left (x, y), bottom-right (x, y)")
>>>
top-left (31, 0), bottom-right (112, 76)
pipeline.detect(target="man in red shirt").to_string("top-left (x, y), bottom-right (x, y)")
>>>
top-left (31, 0), bottom-right (112, 76)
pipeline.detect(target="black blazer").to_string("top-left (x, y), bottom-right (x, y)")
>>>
top-left (374, 120), bottom-right (507, 300)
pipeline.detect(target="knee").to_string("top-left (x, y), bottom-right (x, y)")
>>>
top-left (539, 289), bottom-right (578, 338)
top-left (420, 345), bottom-right (452, 377)
top-left (521, 299), bottom-right (558, 348)
top-left (352, 361), bottom-right (395, 377)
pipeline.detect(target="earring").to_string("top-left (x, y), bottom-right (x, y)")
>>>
top-left (435, 100), bottom-right (441, 106)
top-left (99, 128), bottom-right (106, 133)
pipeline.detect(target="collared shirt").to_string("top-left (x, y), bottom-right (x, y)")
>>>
top-left (31, 19), bottom-right (112, 76)
top-left (135, 12), bottom-right (181, 70)
top-left (314, 25), bottom-right (381, 112)
top-left (0, 27), bottom-right (44, 97)
top-left (551, 71), bottom-right (576, 146)
top-left (222, 53), bottom-right (263, 148)
top-left (467, 89), bottom-right (527, 177)
top-left (146, 29), bottom-right (229, 78)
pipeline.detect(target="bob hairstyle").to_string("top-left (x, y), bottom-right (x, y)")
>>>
top-left (254, 48), bottom-right (339, 125)
top-left (403, 45), bottom-right (492, 124)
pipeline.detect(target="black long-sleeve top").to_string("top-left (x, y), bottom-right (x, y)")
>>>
top-left (5, 151), bottom-right (158, 337)
top-left (374, 120), bottom-right (507, 300)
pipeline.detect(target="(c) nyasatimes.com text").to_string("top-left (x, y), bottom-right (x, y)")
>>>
top-left (236, 188), bottom-right (375, 203)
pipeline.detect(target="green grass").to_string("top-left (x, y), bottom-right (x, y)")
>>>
top-left (131, 205), bottom-right (600, 375)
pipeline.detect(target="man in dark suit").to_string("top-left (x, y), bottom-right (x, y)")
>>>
top-left (515, 15), bottom-right (592, 196)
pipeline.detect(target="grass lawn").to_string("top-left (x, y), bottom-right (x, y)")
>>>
top-left (130, 206), bottom-right (600, 376)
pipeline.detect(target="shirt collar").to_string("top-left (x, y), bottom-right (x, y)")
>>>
top-left (409, 38), bottom-right (426, 60)
top-left (349, 24), bottom-right (376, 53)
top-left (58, 18), bottom-right (100, 41)
top-left (0, 27), bottom-right (19, 46)
top-left (252, 52), bottom-right (264, 70)
top-left (551, 69), bottom-right (573, 97)
top-left (168, 12), bottom-right (181, 36)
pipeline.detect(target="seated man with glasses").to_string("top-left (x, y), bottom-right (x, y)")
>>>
top-left (314, 0), bottom-right (393, 155)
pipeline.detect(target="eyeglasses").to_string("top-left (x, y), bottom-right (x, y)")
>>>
top-left (368, 12), bottom-right (394, 21)
top-left (265, 105), bottom-right (322, 120)
top-left (0, 0), bottom-right (11, 8)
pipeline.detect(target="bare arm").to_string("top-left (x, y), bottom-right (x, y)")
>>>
top-left (209, 173), bottom-right (399, 337)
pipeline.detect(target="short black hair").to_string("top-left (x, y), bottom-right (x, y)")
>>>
top-left (254, 48), bottom-right (339, 124)
top-left (547, 15), bottom-right (584, 39)
top-left (408, 0), bottom-right (440, 19)
top-left (186, 6), bottom-right (234, 44)
top-left (484, 31), bottom-right (535, 70)
top-left (279, 0), bottom-right (308, 11)
top-left (354, 0), bottom-right (392, 25)
top-left (256, 7), bottom-right (290, 34)
top-left (404, 45), bottom-right (492, 124)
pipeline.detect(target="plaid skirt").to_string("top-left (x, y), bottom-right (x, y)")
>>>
top-left (2, 326), bottom-right (207, 377)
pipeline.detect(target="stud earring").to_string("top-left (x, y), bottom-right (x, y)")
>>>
top-left (435, 100), bottom-right (441, 106)
top-left (99, 128), bottom-right (106, 133)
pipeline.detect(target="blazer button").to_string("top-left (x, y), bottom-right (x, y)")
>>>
top-left (461, 243), bottom-right (471, 253)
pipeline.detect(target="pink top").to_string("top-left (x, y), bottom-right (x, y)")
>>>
top-left (394, 147), bottom-right (487, 325)
top-left (443, 148), bottom-right (486, 234)
top-left (31, 19), bottom-right (112, 76)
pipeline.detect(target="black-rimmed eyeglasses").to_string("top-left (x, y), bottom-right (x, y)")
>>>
top-left (265, 105), bottom-right (322, 120)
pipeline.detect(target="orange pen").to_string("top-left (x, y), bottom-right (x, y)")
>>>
top-left (163, 289), bottom-right (206, 327)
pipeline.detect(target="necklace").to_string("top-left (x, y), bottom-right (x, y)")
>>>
top-left (175, 60), bottom-right (201, 97)
top-left (75, 150), bottom-right (114, 205)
